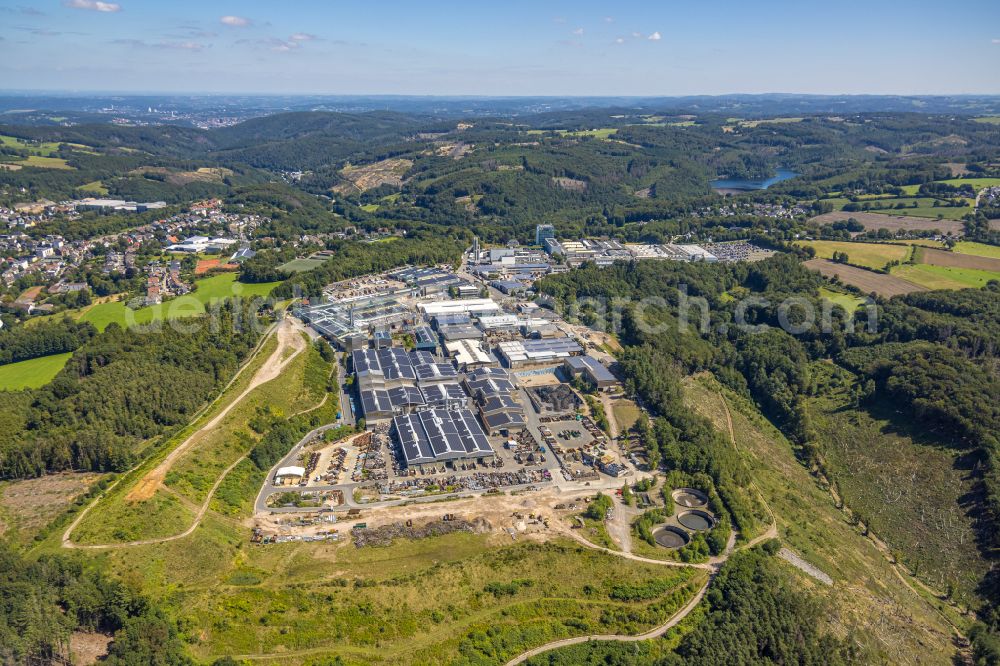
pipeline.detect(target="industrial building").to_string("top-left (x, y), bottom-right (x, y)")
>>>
top-left (476, 393), bottom-right (526, 435)
top-left (296, 296), bottom-right (413, 350)
top-left (497, 337), bottom-right (583, 367)
top-left (564, 355), bottom-right (617, 390)
top-left (439, 323), bottom-right (485, 342)
top-left (420, 382), bottom-right (469, 410)
top-left (464, 367), bottom-right (517, 399)
top-left (477, 314), bottom-right (520, 332)
top-left (391, 409), bottom-right (495, 468)
top-left (419, 298), bottom-right (500, 318)
top-left (415, 361), bottom-right (460, 384)
top-left (411, 325), bottom-right (439, 353)
top-left (445, 339), bottom-right (493, 370)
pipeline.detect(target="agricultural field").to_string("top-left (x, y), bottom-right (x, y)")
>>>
top-left (808, 210), bottom-right (966, 236)
top-left (797, 240), bottom-right (910, 271)
top-left (919, 246), bottom-right (1000, 272)
top-left (860, 198), bottom-right (973, 220)
top-left (973, 116), bottom-right (1000, 125)
top-left (1, 155), bottom-right (74, 170)
top-left (807, 362), bottom-right (987, 607)
top-left (803, 258), bottom-right (926, 297)
top-left (681, 375), bottom-right (959, 663)
top-left (0, 352), bottom-right (73, 390)
top-left (891, 264), bottom-right (1000, 290)
top-left (75, 274), bottom-right (280, 331)
top-left (953, 241), bottom-right (1000, 259)
top-left (76, 180), bottom-right (109, 195)
top-left (0, 134), bottom-right (65, 155)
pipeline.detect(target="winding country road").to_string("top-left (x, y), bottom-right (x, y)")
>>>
top-left (62, 319), bottom-right (308, 550)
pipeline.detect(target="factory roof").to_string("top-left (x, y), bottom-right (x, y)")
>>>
top-left (420, 382), bottom-right (468, 406)
top-left (565, 355), bottom-right (617, 384)
top-left (392, 409), bottom-right (494, 465)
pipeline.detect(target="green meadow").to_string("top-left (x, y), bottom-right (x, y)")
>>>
top-left (77, 274), bottom-right (280, 332)
top-left (0, 353), bottom-right (74, 391)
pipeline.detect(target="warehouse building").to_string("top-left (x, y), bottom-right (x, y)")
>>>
top-left (439, 323), bottom-right (485, 342)
top-left (445, 339), bottom-right (494, 370)
top-left (391, 409), bottom-right (495, 469)
top-left (415, 361), bottom-right (460, 384)
top-left (351, 348), bottom-right (420, 390)
top-left (476, 393), bottom-right (526, 435)
top-left (497, 337), bottom-right (583, 367)
top-left (419, 298), bottom-right (500, 318)
top-left (274, 465), bottom-right (305, 485)
top-left (359, 389), bottom-right (394, 422)
top-left (563, 355), bottom-right (617, 390)
top-left (420, 382), bottom-right (469, 410)
top-left (464, 367), bottom-right (517, 399)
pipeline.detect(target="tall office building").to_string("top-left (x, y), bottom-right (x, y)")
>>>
top-left (535, 224), bottom-right (555, 246)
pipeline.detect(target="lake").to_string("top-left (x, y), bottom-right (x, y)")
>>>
top-left (711, 168), bottom-right (798, 193)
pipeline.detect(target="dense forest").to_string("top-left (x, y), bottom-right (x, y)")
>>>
top-left (0, 317), bottom-right (95, 366)
top-left (537, 258), bottom-right (1000, 653)
top-left (0, 300), bottom-right (264, 479)
top-left (0, 540), bottom-right (192, 665)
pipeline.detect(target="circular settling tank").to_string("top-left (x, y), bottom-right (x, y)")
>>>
top-left (653, 526), bottom-right (691, 549)
top-left (671, 488), bottom-right (709, 508)
top-left (677, 510), bottom-right (715, 531)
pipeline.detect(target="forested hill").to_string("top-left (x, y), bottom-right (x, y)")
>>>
top-left (537, 259), bottom-right (1000, 650)
top-left (0, 300), bottom-right (264, 479)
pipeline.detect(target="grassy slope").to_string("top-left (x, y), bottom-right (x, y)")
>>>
top-left (807, 362), bottom-right (987, 607)
top-left (681, 375), bottom-right (959, 664)
top-left (165, 336), bottom-right (331, 505)
top-left (0, 352), bottom-right (73, 390)
top-left (55, 517), bottom-right (706, 665)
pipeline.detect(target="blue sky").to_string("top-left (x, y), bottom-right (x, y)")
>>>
top-left (1, 0), bottom-right (998, 95)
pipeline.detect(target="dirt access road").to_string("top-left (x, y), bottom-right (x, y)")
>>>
top-left (127, 319), bottom-right (306, 502)
top-left (63, 319), bottom-right (307, 549)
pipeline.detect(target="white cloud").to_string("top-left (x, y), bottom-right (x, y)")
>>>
top-left (615, 37), bottom-right (625, 44)
top-left (64, 0), bottom-right (121, 13)
top-left (604, 16), bottom-right (614, 23)
top-left (572, 27), bottom-right (584, 36)
top-left (993, 38), bottom-right (1000, 44)
top-left (289, 32), bottom-right (317, 42)
top-left (220, 15), bottom-right (250, 27)
top-left (631, 31), bottom-right (642, 38)
top-left (648, 31), bottom-right (662, 41)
